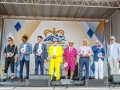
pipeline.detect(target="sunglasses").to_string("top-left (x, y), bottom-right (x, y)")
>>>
top-left (8, 40), bottom-right (11, 42)
top-left (110, 39), bottom-right (114, 40)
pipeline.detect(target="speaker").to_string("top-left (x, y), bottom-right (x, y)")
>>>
top-left (109, 75), bottom-right (120, 84)
top-left (26, 74), bottom-right (51, 87)
top-left (71, 81), bottom-right (84, 86)
top-left (85, 79), bottom-right (108, 87)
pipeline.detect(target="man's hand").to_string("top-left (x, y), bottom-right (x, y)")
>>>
top-left (36, 53), bottom-right (41, 56)
top-left (100, 45), bottom-right (103, 48)
top-left (85, 54), bottom-right (89, 57)
top-left (23, 52), bottom-right (26, 55)
top-left (44, 59), bottom-right (47, 63)
top-left (14, 60), bottom-right (17, 63)
top-left (53, 55), bottom-right (56, 59)
top-left (80, 54), bottom-right (83, 57)
top-left (101, 56), bottom-right (104, 58)
top-left (118, 58), bottom-right (120, 62)
top-left (74, 61), bottom-right (77, 65)
top-left (63, 60), bottom-right (66, 64)
top-left (6, 55), bottom-right (9, 58)
top-left (18, 58), bottom-right (20, 61)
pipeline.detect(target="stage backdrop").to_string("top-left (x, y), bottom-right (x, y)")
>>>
top-left (1, 19), bottom-right (107, 77)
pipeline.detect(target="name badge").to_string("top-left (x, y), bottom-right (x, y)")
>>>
top-left (64, 62), bottom-right (68, 67)
top-left (7, 52), bottom-right (14, 57)
top-left (37, 48), bottom-right (42, 54)
top-left (21, 48), bottom-right (26, 53)
top-left (98, 53), bottom-right (102, 57)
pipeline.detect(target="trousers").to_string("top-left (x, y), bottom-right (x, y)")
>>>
top-left (49, 59), bottom-right (61, 80)
top-left (35, 57), bottom-right (44, 75)
top-left (79, 57), bottom-right (89, 80)
top-left (20, 58), bottom-right (29, 79)
top-left (94, 58), bottom-right (103, 79)
top-left (108, 55), bottom-right (119, 75)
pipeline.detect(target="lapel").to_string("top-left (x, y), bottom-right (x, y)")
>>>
top-left (41, 43), bottom-right (44, 50)
top-left (110, 42), bottom-right (116, 52)
top-left (25, 43), bottom-right (28, 50)
top-left (37, 43), bottom-right (39, 49)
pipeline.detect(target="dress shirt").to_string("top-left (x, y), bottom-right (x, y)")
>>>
top-left (24, 43), bottom-right (27, 49)
top-left (39, 43), bottom-right (42, 49)
top-left (78, 46), bottom-right (92, 56)
top-left (110, 42), bottom-right (115, 55)
top-left (54, 45), bottom-right (57, 55)
top-left (69, 47), bottom-right (73, 52)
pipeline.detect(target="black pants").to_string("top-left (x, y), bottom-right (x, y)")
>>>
top-left (4, 58), bottom-right (14, 73)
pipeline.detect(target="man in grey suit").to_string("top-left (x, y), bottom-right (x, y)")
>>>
top-left (107, 36), bottom-right (120, 75)
top-left (33, 36), bottom-right (48, 75)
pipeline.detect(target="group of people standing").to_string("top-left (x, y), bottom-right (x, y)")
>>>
top-left (2, 35), bottom-right (120, 82)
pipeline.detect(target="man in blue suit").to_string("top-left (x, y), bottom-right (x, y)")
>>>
top-left (33, 36), bottom-right (47, 75)
top-left (92, 40), bottom-right (105, 79)
top-left (18, 36), bottom-right (32, 82)
top-left (107, 36), bottom-right (120, 75)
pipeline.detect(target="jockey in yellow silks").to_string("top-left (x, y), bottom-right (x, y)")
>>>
top-left (48, 39), bottom-right (63, 80)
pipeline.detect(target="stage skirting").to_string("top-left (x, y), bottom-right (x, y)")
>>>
top-left (1, 20), bottom-right (107, 77)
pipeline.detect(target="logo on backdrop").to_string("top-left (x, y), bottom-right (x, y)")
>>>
top-left (44, 28), bottom-right (66, 44)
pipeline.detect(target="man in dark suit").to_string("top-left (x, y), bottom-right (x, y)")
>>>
top-left (33, 36), bottom-right (48, 75)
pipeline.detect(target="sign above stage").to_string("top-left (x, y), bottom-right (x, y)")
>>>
top-left (44, 28), bottom-right (66, 44)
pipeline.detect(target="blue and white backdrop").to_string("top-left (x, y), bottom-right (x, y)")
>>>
top-left (1, 19), bottom-right (107, 77)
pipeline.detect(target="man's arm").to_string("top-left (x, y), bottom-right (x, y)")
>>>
top-left (102, 48), bottom-right (105, 57)
top-left (33, 43), bottom-right (36, 55)
top-left (92, 46), bottom-right (99, 52)
top-left (44, 44), bottom-right (48, 60)
top-left (48, 46), bottom-right (53, 56)
top-left (4, 47), bottom-right (7, 57)
top-left (18, 44), bottom-right (21, 59)
top-left (107, 45), bottom-right (109, 57)
top-left (89, 47), bottom-right (93, 56)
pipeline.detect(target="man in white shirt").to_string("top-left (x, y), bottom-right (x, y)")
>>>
top-left (107, 36), bottom-right (120, 75)
top-left (78, 39), bottom-right (92, 80)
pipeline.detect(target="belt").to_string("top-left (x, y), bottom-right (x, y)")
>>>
top-left (80, 57), bottom-right (89, 58)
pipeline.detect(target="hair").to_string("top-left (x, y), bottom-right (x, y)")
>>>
top-left (38, 36), bottom-right (43, 39)
top-left (22, 36), bottom-right (28, 40)
top-left (8, 37), bottom-right (13, 41)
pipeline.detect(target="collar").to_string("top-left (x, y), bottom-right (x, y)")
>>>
top-left (8, 44), bottom-right (14, 47)
top-left (111, 42), bottom-right (116, 45)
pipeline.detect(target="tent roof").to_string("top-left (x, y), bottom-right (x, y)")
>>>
top-left (0, 0), bottom-right (120, 21)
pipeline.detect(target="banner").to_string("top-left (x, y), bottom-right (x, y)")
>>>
top-left (1, 19), bottom-right (107, 76)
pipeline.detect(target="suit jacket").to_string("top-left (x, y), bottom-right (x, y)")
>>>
top-left (18, 43), bottom-right (32, 61)
top-left (107, 42), bottom-right (120, 59)
top-left (92, 45), bottom-right (105, 61)
top-left (48, 45), bottom-right (63, 63)
top-left (33, 43), bottom-right (48, 60)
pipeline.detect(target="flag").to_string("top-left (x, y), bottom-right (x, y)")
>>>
top-left (91, 62), bottom-right (95, 73)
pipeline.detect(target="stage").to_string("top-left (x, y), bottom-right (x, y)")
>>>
top-left (0, 87), bottom-right (120, 90)
top-left (0, 78), bottom-right (120, 90)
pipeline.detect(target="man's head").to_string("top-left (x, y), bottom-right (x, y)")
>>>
top-left (68, 41), bottom-right (74, 47)
top-left (22, 36), bottom-right (28, 43)
top-left (110, 36), bottom-right (116, 43)
top-left (8, 37), bottom-right (14, 44)
top-left (83, 39), bottom-right (89, 46)
top-left (52, 39), bottom-right (58, 45)
top-left (37, 36), bottom-right (43, 42)
top-left (94, 40), bottom-right (99, 46)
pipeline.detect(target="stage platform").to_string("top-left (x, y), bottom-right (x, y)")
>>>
top-left (0, 78), bottom-right (120, 90)
top-left (0, 87), bottom-right (120, 90)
